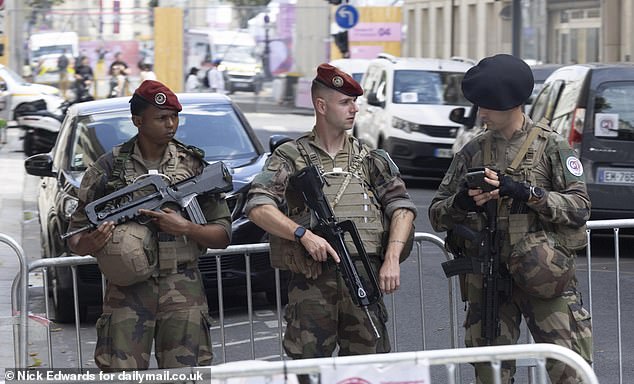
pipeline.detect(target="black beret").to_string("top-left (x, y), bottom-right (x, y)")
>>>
top-left (461, 54), bottom-right (534, 111)
top-left (314, 63), bottom-right (363, 97)
top-left (131, 80), bottom-right (182, 112)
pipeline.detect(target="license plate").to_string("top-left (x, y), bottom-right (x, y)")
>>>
top-left (234, 83), bottom-right (249, 89)
top-left (434, 148), bottom-right (453, 159)
top-left (597, 168), bottom-right (634, 184)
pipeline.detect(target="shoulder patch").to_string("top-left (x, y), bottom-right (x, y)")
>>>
top-left (555, 139), bottom-right (584, 183)
top-left (370, 149), bottom-right (400, 176)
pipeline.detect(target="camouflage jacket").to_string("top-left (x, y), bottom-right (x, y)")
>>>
top-left (428, 115), bottom-right (591, 259)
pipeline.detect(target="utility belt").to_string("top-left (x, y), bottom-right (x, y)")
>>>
top-left (155, 231), bottom-right (201, 276)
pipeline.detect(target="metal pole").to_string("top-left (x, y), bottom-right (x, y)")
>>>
top-left (512, 0), bottom-right (522, 57)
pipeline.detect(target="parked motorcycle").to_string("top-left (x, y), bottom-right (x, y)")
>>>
top-left (16, 74), bottom-right (95, 156)
top-left (15, 98), bottom-right (71, 156)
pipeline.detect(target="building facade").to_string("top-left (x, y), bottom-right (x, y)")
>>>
top-left (401, 0), bottom-right (634, 64)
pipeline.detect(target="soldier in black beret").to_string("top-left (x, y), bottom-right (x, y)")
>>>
top-left (246, 62), bottom-right (417, 372)
top-left (429, 53), bottom-right (592, 383)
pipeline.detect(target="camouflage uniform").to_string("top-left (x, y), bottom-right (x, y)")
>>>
top-left (429, 115), bottom-right (593, 384)
top-left (69, 139), bottom-right (231, 371)
top-left (246, 131), bottom-right (417, 359)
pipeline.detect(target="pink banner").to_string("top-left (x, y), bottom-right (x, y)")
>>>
top-left (349, 22), bottom-right (402, 42)
top-left (350, 45), bottom-right (384, 59)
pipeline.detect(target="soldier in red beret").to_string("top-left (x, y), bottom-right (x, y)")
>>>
top-left (68, 80), bottom-right (231, 371)
top-left (246, 63), bottom-right (417, 373)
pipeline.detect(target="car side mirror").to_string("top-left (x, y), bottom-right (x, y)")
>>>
top-left (24, 153), bottom-right (56, 178)
top-left (269, 134), bottom-right (293, 153)
top-left (0, 81), bottom-right (7, 92)
top-left (449, 107), bottom-right (469, 125)
top-left (367, 92), bottom-right (385, 108)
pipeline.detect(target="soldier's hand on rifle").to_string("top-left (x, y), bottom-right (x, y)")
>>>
top-left (299, 230), bottom-right (341, 264)
top-left (138, 207), bottom-right (191, 235)
top-left (67, 221), bottom-right (115, 256)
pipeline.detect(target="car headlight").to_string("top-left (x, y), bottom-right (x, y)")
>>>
top-left (392, 116), bottom-right (417, 133)
top-left (63, 196), bottom-right (78, 219)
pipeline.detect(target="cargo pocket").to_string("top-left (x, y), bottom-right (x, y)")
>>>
top-left (94, 313), bottom-right (112, 370)
top-left (198, 311), bottom-right (214, 366)
top-left (282, 302), bottom-right (302, 359)
top-left (568, 296), bottom-right (593, 363)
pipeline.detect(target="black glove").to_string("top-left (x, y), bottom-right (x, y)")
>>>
top-left (453, 182), bottom-right (479, 212)
top-left (498, 174), bottom-right (530, 202)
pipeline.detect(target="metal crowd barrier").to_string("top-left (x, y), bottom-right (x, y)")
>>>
top-left (0, 344), bottom-right (599, 384)
top-left (7, 219), bottom-right (634, 382)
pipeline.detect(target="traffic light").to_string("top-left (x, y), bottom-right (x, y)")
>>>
top-left (333, 31), bottom-right (349, 58)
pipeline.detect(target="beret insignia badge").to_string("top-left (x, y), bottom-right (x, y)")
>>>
top-left (332, 76), bottom-right (344, 88)
top-left (155, 92), bottom-right (166, 105)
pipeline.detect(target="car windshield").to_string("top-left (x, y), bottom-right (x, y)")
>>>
top-left (392, 70), bottom-right (469, 106)
top-left (69, 103), bottom-right (258, 171)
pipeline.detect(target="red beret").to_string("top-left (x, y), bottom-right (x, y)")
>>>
top-left (314, 63), bottom-right (363, 97)
top-left (132, 80), bottom-right (182, 112)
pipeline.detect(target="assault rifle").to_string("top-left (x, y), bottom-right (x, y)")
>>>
top-left (441, 169), bottom-right (511, 344)
top-left (290, 165), bottom-right (382, 338)
top-left (62, 161), bottom-right (233, 240)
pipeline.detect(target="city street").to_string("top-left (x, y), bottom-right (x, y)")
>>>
top-left (0, 98), bottom-right (627, 383)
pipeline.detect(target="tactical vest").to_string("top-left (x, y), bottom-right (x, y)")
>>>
top-left (297, 137), bottom-right (384, 256)
top-left (268, 135), bottom-right (384, 275)
top-left (97, 136), bottom-right (207, 284)
top-left (482, 119), bottom-right (587, 254)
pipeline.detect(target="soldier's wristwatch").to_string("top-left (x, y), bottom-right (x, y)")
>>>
top-left (529, 186), bottom-right (545, 202)
top-left (294, 226), bottom-right (306, 242)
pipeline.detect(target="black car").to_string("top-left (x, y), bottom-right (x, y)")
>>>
top-left (24, 93), bottom-right (284, 322)
top-left (529, 63), bottom-right (634, 221)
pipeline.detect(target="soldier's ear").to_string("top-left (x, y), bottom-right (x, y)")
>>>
top-left (131, 115), bottom-right (142, 128)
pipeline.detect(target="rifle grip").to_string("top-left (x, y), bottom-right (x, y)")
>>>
top-left (185, 197), bottom-right (206, 225)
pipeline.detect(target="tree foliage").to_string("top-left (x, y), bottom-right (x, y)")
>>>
top-left (227, 0), bottom-right (271, 29)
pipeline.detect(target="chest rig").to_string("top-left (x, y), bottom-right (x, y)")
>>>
top-left (105, 136), bottom-right (207, 277)
top-left (295, 136), bottom-right (384, 256)
top-left (482, 120), bottom-right (550, 256)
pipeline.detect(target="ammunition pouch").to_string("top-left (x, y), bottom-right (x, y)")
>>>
top-left (157, 232), bottom-right (203, 276)
top-left (94, 222), bottom-right (157, 286)
top-left (268, 235), bottom-right (322, 279)
top-left (508, 230), bottom-right (575, 299)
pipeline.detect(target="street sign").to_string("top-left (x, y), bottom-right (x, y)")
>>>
top-left (335, 4), bottom-right (359, 30)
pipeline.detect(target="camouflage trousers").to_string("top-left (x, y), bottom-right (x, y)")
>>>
top-left (464, 273), bottom-right (593, 384)
top-left (94, 268), bottom-right (213, 371)
top-left (283, 263), bottom-right (390, 359)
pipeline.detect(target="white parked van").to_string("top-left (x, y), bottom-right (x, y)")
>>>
top-left (354, 54), bottom-right (473, 176)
